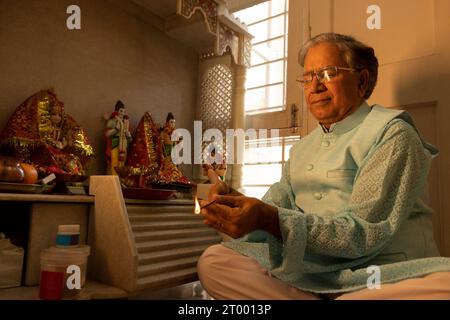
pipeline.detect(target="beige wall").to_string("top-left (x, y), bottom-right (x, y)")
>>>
top-left (0, 0), bottom-right (198, 176)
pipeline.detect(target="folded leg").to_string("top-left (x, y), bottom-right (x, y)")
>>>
top-left (197, 244), bottom-right (320, 300)
top-left (337, 271), bottom-right (450, 300)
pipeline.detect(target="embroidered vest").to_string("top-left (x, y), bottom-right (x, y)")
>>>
top-left (289, 103), bottom-right (439, 262)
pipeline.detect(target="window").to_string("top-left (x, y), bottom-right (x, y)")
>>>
top-left (234, 0), bottom-right (295, 198)
top-left (242, 136), bottom-right (299, 199)
top-left (234, 0), bottom-right (289, 115)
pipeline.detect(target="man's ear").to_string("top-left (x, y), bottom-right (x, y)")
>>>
top-left (358, 69), bottom-right (370, 98)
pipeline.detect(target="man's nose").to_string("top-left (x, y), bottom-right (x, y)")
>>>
top-left (310, 77), bottom-right (326, 93)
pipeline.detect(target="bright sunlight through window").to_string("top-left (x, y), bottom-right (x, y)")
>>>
top-left (242, 136), bottom-right (299, 199)
top-left (234, 0), bottom-right (289, 115)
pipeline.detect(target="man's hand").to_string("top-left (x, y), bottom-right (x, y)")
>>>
top-left (199, 167), bottom-right (282, 239)
top-left (201, 195), bottom-right (281, 239)
top-left (204, 167), bottom-right (242, 199)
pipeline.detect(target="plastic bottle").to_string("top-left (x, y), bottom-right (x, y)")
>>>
top-left (55, 225), bottom-right (80, 247)
top-left (39, 224), bottom-right (90, 300)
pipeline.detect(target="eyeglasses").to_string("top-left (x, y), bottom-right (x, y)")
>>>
top-left (296, 66), bottom-right (358, 87)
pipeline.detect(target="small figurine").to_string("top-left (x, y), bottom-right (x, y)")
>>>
top-left (202, 144), bottom-right (227, 182)
top-left (158, 112), bottom-right (190, 185)
top-left (113, 111), bottom-right (192, 188)
top-left (104, 100), bottom-right (132, 175)
top-left (45, 103), bottom-right (68, 150)
top-left (160, 112), bottom-right (181, 158)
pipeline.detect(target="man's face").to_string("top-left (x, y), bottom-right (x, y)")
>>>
top-left (118, 108), bottom-right (126, 117)
top-left (303, 42), bottom-right (364, 126)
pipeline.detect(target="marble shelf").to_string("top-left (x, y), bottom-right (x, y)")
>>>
top-left (0, 281), bottom-right (128, 300)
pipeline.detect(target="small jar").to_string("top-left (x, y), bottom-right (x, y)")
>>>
top-left (39, 245), bottom-right (90, 300)
top-left (56, 225), bottom-right (80, 247)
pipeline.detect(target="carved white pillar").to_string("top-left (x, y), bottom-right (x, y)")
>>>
top-left (231, 64), bottom-right (247, 191)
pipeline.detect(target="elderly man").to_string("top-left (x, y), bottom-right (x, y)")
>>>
top-left (197, 33), bottom-right (450, 299)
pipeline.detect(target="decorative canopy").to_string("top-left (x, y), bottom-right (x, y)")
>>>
top-left (176, 0), bottom-right (253, 66)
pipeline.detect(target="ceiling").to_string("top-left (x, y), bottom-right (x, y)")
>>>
top-left (128, 0), bottom-right (268, 19)
top-left (129, 0), bottom-right (178, 19)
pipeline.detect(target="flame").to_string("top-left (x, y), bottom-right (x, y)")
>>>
top-left (194, 197), bottom-right (201, 215)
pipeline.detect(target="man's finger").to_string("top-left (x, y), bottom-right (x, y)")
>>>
top-left (215, 195), bottom-right (244, 208)
top-left (216, 180), bottom-right (230, 195)
top-left (203, 202), bottom-right (232, 219)
top-left (202, 210), bottom-right (222, 227)
top-left (208, 180), bottom-right (230, 201)
top-left (207, 168), bottom-right (219, 184)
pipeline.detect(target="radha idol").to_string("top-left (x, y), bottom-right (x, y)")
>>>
top-left (0, 89), bottom-right (95, 177)
top-left (158, 112), bottom-right (191, 185)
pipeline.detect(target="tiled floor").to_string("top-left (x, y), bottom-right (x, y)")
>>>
top-left (129, 281), bottom-right (212, 300)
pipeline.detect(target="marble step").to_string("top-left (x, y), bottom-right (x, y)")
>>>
top-left (127, 205), bottom-right (194, 215)
top-left (131, 220), bottom-right (204, 232)
top-left (135, 235), bottom-right (220, 253)
top-left (128, 213), bottom-right (201, 222)
top-left (134, 228), bottom-right (217, 242)
top-left (136, 267), bottom-right (198, 291)
top-left (138, 256), bottom-right (198, 278)
top-left (138, 245), bottom-right (209, 265)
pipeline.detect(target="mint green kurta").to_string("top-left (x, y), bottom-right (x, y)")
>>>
top-left (224, 103), bottom-right (450, 294)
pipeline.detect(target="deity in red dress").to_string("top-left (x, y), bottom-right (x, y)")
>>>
top-left (0, 89), bottom-right (94, 177)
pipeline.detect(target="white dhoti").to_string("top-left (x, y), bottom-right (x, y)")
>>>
top-left (198, 245), bottom-right (450, 300)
